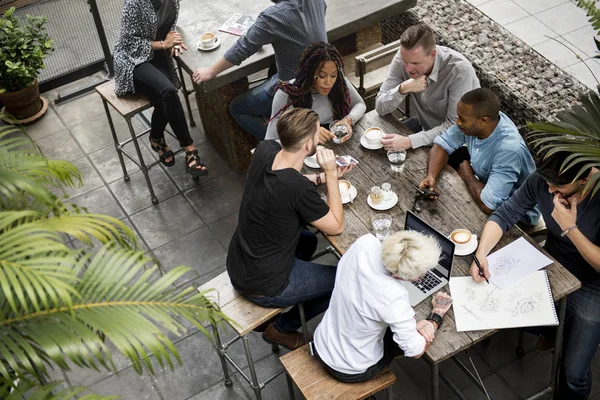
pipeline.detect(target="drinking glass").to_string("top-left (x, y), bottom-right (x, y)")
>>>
top-left (372, 214), bottom-right (392, 241)
top-left (387, 149), bottom-right (406, 174)
top-left (330, 120), bottom-right (348, 144)
top-left (381, 182), bottom-right (392, 201)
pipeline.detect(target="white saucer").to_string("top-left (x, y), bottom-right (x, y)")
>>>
top-left (360, 135), bottom-right (383, 150)
top-left (367, 192), bottom-right (398, 210)
top-left (453, 238), bottom-right (479, 256)
top-left (197, 37), bottom-right (221, 51)
top-left (304, 156), bottom-right (320, 169)
top-left (342, 185), bottom-right (358, 205)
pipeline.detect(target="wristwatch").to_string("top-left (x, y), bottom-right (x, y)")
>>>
top-left (426, 312), bottom-right (444, 329)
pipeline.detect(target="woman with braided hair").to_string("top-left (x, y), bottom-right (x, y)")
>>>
top-left (265, 42), bottom-right (366, 143)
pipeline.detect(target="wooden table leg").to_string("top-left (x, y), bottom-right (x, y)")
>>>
top-left (193, 78), bottom-right (258, 173)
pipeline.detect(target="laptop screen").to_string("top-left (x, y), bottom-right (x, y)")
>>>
top-left (404, 211), bottom-right (455, 279)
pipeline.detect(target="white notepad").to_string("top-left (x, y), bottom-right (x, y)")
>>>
top-left (488, 237), bottom-right (553, 290)
top-left (450, 270), bottom-right (558, 332)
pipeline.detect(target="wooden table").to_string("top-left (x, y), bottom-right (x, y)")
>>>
top-left (311, 110), bottom-right (581, 400)
top-left (175, 0), bottom-right (416, 172)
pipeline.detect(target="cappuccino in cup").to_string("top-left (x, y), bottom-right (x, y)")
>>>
top-left (364, 127), bottom-right (383, 146)
top-left (200, 32), bottom-right (216, 48)
top-left (339, 180), bottom-right (352, 203)
top-left (450, 229), bottom-right (472, 244)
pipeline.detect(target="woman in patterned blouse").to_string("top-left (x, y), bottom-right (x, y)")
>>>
top-left (113, 0), bottom-right (207, 176)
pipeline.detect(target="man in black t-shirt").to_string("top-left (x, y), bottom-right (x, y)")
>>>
top-left (227, 108), bottom-right (353, 350)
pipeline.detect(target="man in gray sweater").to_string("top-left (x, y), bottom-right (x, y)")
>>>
top-left (471, 151), bottom-right (599, 399)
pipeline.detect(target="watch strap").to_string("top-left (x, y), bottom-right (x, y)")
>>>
top-left (426, 312), bottom-right (443, 328)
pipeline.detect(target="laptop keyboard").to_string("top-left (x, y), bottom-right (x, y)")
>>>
top-left (412, 271), bottom-right (442, 293)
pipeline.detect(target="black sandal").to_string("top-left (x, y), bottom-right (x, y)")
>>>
top-left (185, 149), bottom-right (208, 177)
top-left (149, 137), bottom-right (175, 167)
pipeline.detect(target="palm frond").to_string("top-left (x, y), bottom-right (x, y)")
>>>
top-left (0, 373), bottom-right (116, 399)
top-left (0, 124), bottom-right (82, 211)
top-left (0, 246), bottom-right (227, 382)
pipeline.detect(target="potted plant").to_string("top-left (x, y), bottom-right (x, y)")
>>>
top-left (0, 6), bottom-right (54, 121)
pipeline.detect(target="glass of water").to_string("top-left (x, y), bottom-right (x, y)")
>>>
top-left (387, 149), bottom-right (406, 174)
top-left (330, 120), bottom-right (348, 144)
top-left (371, 213), bottom-right (392, 241)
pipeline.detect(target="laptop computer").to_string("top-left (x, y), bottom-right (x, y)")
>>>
top-left (400, 211), bottom-right (455, 307)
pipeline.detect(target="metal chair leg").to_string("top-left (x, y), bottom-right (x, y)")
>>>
top-left (516, 330), bottom-right (525, 356)
top-left (102, 99), bottom-right (129, 182)
top-left (243, 335), bottom-right (262, 400)
top-left (125, 118), bottom-right (158, 204)
top-left (209, 309), bottom-right (233, 387)
top-left (386, 386), bottom-right (394, 400)
top-left (298, 303), bottom-right (309, 344)
top-left (285, 373), bottom-right (296, 400)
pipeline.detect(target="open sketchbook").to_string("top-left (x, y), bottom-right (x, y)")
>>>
top-left (488, 237), bottom-right (553, 289)
top-left (450, 271), bottom-right (558, 332)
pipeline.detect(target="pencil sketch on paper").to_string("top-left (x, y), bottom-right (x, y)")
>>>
top-left (491, 254), bottom-right (519, 276)
top-left (461, 304), bottom-right (484, 322)
top-left (465, 288), bottom-right (476, 301)
top-left (477, 287), bottom-right (500, 313)
top-left (506, 292), bottom-right (543, 317)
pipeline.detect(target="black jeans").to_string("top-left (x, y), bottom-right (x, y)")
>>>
top-left (133, 54), bottom-right (193, 147)
top-left (315, 328), bottom-right (404, 383)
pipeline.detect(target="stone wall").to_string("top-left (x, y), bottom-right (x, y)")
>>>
top-left (381, 0), bottom-right (588, 128)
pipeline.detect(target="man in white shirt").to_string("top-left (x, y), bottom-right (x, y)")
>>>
top-left (313, 231), bottom-right (453, 382)
top-left (376, 23), bottom-right (479, 151)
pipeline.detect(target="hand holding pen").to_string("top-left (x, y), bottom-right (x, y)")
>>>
top-left (470, 252), bottom-right (490, 284)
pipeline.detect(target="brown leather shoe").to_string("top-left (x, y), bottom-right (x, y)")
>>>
top-left (253, 316), bottom-right (278, 333)
top-left (262, 323), bottom-right (308, 350)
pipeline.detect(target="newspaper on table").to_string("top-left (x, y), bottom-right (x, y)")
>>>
top-left (219, 13), bottom-right (256, 36)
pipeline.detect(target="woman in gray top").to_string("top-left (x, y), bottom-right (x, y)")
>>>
top-left (265, 42), bottom-right (366, 143)
top-left (113, 0), bottom-right (207, 176)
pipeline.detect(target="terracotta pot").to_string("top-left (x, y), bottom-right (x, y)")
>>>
top-left (0, 80), bottom-right (42, 120)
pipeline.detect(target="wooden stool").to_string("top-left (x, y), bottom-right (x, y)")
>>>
top-left (280, 344), bottom-right (396, 400)
top-left (95, 80), bottom-right (194, 205)
top-left (198, 271), bottom-right (310, 400)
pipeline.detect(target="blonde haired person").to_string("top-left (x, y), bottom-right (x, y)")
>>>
top-left (313, 231), bottom-right (453, 382)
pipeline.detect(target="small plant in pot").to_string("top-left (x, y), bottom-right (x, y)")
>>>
top-left (0, 6), bottom-right (54, 122)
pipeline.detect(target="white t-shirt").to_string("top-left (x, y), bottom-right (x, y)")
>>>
top-left (314, 234), bottom-right (426, 374)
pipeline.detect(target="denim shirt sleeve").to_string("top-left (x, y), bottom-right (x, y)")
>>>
top-left (432, 124), bottom-right (465, 154)
top-left (489, 173), bottom-right (540, 231)
top-left (480, 150), bottom-right (522, 210)
top-left (224, 13), bottom-right (278, 66)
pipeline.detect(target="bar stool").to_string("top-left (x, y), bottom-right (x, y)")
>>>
top-left (198, 271), bottom-right (310, 400)
top-left (280, 344), bottom-right (396, 400)
top-left (95, 80), bottom-right (196, 205)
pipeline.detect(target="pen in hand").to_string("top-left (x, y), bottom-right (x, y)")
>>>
top-left (471, 254), bottom-right (490, 284)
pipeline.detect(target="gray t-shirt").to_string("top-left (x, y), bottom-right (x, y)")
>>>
top-left (265, 77), bottom-right (367, 141)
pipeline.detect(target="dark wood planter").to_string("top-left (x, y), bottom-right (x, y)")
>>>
top-left (0, 80), bottom-right (43, 120)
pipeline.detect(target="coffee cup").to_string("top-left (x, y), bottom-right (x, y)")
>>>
top-left (450, 229), bottom-right (477, 254)
top-left (364, 127), bottom-right (383, 146)
top-left (200, 32), bottom-right (216, 48)
top-left (339, 180), bottom-right (352, 203)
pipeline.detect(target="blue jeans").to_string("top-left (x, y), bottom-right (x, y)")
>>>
top-left (246, 231), bottom-right (337, 333)
top-left (559, 280), bottom-right (600, 399)
top-left (229, 80), bottom-right (274, 141)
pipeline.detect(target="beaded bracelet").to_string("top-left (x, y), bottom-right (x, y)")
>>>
top-left (560, 225), bottom-right (578, 237)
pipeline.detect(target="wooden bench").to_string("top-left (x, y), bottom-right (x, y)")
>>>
top-left (280, 344), bottom-right (396, 400)
top-left (198, 271), bottom-right (309, 400)
top-left (95, 80), bottom-right (196, 205)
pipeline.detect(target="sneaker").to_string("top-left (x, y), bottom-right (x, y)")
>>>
top-left (262, 323), bottom-right (309, 350)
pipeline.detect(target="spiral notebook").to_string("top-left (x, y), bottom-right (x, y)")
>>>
top-left (449, 270), bottom-right (558, 332)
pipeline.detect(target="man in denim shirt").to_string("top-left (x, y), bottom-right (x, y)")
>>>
top-left (419, 88), bottom-right (539, 225)
top-left (192, 0), bottom-right (327, 141)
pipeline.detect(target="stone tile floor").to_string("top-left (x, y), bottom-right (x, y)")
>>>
top-left (6, 0), bottom-right (600, 398)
